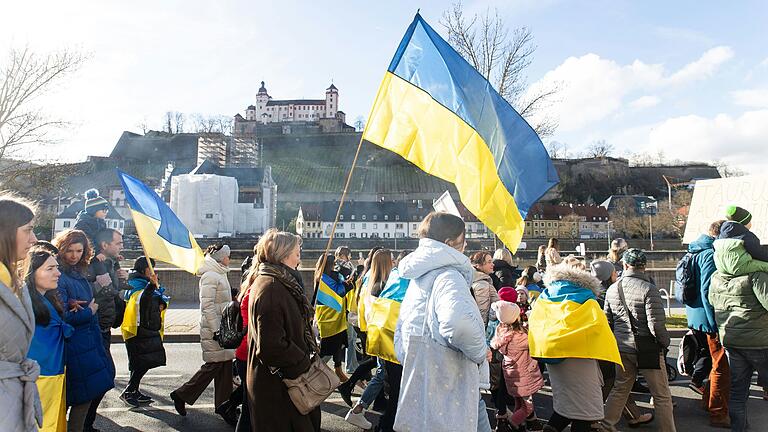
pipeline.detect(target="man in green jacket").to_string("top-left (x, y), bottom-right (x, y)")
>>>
top-left (709, 231), bottom-right (768, 432)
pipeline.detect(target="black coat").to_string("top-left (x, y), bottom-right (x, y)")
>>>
top-left (125, 282), bottom-right (166, 371)
top-left (493, 260), bottom-right (520, 288)
top-left (74, 211), bottom-right (107, 253)
top-left (719, 221), bottom-right (768, 261)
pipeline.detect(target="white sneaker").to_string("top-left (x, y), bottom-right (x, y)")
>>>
top-left (345, 408), bottom-right (372, 429)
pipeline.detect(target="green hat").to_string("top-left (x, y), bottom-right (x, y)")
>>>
top-left (622, 248), bottom-right (647, 267)
top-left (725, 205), bottom-right (752, 225)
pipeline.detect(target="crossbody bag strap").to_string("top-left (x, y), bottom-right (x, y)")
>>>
top-left (616, 279), bottom-right (639, 336)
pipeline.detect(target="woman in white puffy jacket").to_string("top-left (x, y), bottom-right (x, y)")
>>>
top-left (394, 212), bottom-right (491, 432)
top-left (171, 244), bottom-right (237, 425)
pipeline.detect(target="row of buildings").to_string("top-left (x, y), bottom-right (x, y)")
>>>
top-left (296, 199), bottom-right (616, 242)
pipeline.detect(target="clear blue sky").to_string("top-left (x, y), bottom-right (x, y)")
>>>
top-left (3, 0), bottom-right (766, 172)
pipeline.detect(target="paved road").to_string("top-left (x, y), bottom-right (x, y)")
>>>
top-left (91, 340), bottom-right (768, 431)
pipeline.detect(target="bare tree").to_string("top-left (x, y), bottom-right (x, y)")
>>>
top-left (546, 140), bottom-right (571, 159)
top-left (164, 111), bottom-right (186, 134)
top-left (192, 114), bottom-right (234, 135)
top-left (136, 117), bottom-right (149, 134)
top-left (586, 139), bottom-right (614, 158)
top-left (0, 47), bottom-right (86, 162)
top-left (713, 159), bottom-right (746, 178)
top-left (441, 2), bottom-right (558, 137)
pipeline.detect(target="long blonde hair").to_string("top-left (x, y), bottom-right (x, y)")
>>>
top-left (242, 228), bottom-right (301, 294)
top-left (367, 249), bottom-right (393, 292)
top-left (607, 238), bottom-right (627, 263)
top-left (0, 193), bottom-right (36, 294)
top-left (492, 248), bottom-right (513, 266)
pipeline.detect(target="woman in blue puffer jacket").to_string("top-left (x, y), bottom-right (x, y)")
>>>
top-left (53, 229), bottom-right (114, 432)
top-left (394, 212), bottom-right (490, 432)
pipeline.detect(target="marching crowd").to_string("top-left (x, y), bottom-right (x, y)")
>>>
top-left (2, 186), bottom-right (768, 432)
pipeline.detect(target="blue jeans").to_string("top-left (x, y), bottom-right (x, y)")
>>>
top-left (478, 396), bottom-right (492, 432)
top-left (359, 358), bottom-right (387, 408)
top-left (726, 347), bottom-right (768, 431)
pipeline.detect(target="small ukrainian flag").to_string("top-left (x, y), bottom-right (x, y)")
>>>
top-left (117, 170), bottom-right (204, 274)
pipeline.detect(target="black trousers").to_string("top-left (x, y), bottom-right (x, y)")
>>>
top-left (125, 368), bottom-right (149, 393)
top-left (547, 411), bottom-right (591, 432)
top-left (378, 361), bottom-right (403, 432)
top-left (235, 359), bottom-right (251, 432)
top-left (84, 329), bottom-right (113, 429)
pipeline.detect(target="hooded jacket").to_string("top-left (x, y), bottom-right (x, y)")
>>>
top-left (719, 220), bottom-right (768, 262)
top-left (472, 270), bottom-right (500, 326)
top-left (684, 235), bottom-right (718, 334)
top-left (491, 325), bottom-right (543, 398)
top-left (394, 239), bottom-right (488, 432)
top-left (709, 242), bottom-right (768, 349)
top-left (198, 255), bottom-right (235, 363)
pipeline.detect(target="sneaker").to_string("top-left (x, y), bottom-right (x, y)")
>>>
top-left (119, 391), bottom-right (141, 408)
top-left (170, 391), bottom-right (187, 416)
top-left (627, 413), bottom-right (654, 428)
top-left (345, 408), bottom-right (372, 429)
top-left (135, 391), bottom-right (153, 404)
top-left (688, 382), bottom-right (705, 395)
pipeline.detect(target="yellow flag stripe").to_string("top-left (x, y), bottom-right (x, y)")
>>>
top-left (131, 210), bottom-right (205, 274)
top-left (362, 72), bottom-right (525, 250)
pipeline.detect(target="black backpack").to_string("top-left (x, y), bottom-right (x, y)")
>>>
top-left (675, 251), bottom-right (700, 306)
top-left (214, 300), bottom-right (246, 349)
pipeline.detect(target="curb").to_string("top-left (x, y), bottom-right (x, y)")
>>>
top-left (111, 333), bottom-right (200, 344)
top-left (112, 328), bottom-right (691, 345)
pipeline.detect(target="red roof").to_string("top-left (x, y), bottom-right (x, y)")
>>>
top-left (526, 203), bottom-right (609, 222)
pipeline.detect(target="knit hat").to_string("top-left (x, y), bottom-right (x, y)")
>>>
top-left (491, 301), bottom-right (521, 325)
top-left (84, 189), bottom-right (109, 216)
top-left (211, 245), bottom-right (231, 262)
top-left (498, 286), bottom-right (518, 303)
top-left (590, 259), bottom-right (615, 283)
top-left (725, 205), bottom-right (752, 225)
top-left (622, 248), bottom-right (647, 267)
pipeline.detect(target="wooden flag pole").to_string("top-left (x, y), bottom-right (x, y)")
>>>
top-left (318, 134), bottom-right (367, 275)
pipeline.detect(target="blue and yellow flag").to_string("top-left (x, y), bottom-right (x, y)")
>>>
top-left (316, 273), bottom-right (346, 313)
top-left (363, 14), bottom-right (559, 251)
top-left (528, 281), bottom-right (622, 366)
top-left (117, 170), bottom-right (204, 274)
top-left (366, 268), bottom-right (410, 364)
top-left (28, 298), bottom-right (72, 432)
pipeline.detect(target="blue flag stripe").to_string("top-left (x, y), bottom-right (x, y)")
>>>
top-left (386, 14), bottom-right (558, 216)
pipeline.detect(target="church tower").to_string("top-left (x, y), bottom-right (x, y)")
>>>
top-left (325, 83), bottom-right (338, 118)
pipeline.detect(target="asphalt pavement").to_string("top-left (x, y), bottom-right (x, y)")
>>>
top-left (91, 340), bottom-right (768, 431)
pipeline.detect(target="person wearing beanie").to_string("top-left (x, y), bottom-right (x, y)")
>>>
top-left (74, 189), bottom-right (109, 255)
top-left (490, 300), bottom-right (544, 429)
top-left (590, 258), bottom-right (654, 428)
top-left (603, 249), bottom-right (675, 431)
top-left (717, 205), bottom-right (768, 264)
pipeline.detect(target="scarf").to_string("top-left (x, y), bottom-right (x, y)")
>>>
top-left (257, 262), bottom-right (318, 354)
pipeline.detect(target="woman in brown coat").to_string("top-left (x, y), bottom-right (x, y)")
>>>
top-left (246, 228), bottom-right (321, 431)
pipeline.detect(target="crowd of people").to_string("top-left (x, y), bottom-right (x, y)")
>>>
top-left (2, 186), bottom-right (768, 432)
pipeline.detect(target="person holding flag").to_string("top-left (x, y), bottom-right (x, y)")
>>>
top-left (120, 256), bottom-right (169, 408)
top-left (26, 242), bottom-right (72, 432)
top-left (313, 253), bottom-right (355, 383)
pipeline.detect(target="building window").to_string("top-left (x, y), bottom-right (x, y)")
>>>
top-left (351, 215), bottom-right (355, 220)
top-left (205, 213), bottom-right (213, 219)
top-left (340, 215), bottom-right (344, 220)
top-left (362, 215), bottom-right (367, 220)
top-left (63, 220), bottom-right (71, 228)
top-left (384, 223), bottom-right (389, 229)
top-left (351, 223), bottom-right (355, 229)
top-left (373, 215), bottom-right (378, 221)
top-left (384, 215), bottom-right (389, 221)
top-left (412, 223), bottom-right (417, 230)
top-left (337, 223), bottom-right (344, 228)
top-left (395, 215), bottom-right (400, 221)
top-left (362, 223), bottom-right (367, 229)
top-left (396, 223), bottom-right (403, 229)
top-left (373, 223), bottom-right (378, 229)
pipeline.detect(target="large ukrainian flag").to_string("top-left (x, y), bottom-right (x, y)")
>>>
top-left (363, 14), bottom-right (558, 250)
top-left (314, 273), bottom-right (349, 338)
top-left (117, 170), bottom-right (204, 274)
top-left (365, 268), bottom-right (410, 364)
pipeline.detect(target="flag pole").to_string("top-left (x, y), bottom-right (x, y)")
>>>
top-left (319, 134), bottom-right (366, 274)
top-left (127, 203), bottom-right (157, 278)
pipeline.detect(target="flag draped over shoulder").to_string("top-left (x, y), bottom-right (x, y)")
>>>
top-left (117, 170), bottom-right (204, 274)
top-left (363, 13), bottom-right (559, 251)
top-left (366, 268), bottom-right (410, 364)
top-left (314, 273), bottom-right (349, 338)
top-left (316, 273), bottom-right (346, 313)
top-left (528, 280), bottom-right (622, 366)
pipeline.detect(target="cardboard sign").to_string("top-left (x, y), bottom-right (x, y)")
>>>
top-left (683, 175), bottom-right (768, 245)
